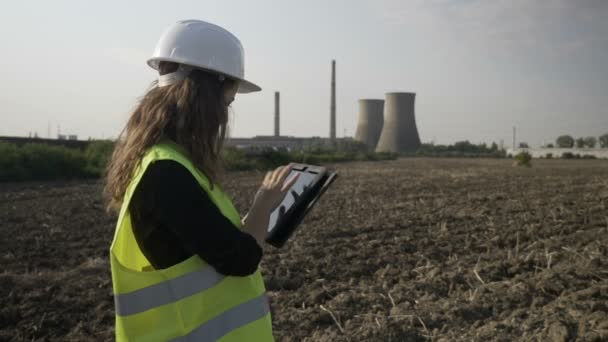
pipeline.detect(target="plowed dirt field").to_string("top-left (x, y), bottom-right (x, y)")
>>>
top-left (1, 159), bottom-right (607, 341)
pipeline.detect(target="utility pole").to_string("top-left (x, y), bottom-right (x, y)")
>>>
top-left (512, 126), bottom-right (516, 149)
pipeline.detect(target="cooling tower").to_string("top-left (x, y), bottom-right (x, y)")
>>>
top-left (354, 99), bottom-right (384, 150)
top-left (375, 92), bottom-right (421, 153)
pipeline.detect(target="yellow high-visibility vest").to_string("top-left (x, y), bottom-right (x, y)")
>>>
top-left (110, 139), bottom-right (274, 341)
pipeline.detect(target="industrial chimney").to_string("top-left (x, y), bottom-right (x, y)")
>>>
top-left (376, 92), bottom-right (421, 153)
top-left (330, 60), bottom-right (336, 143)
top-left (355, 99), bottom-right (384, 150)
top-left (274, 91), bottom-right (280, 137)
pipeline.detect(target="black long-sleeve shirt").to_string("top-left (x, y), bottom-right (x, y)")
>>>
top-left (128, 160), bottom-right (262, 276)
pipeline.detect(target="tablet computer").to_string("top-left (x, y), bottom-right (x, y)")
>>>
top-left (265, 164), bottom-right (338, 248)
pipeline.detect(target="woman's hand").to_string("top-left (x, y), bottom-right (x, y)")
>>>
top-left (253, 164), bottom-right (300, 212)
top-left (243, 164), bottom-right (299, 246)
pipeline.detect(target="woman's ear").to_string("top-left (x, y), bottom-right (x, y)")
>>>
top-left (223, 81), bottom-right (238, 105)
top-left (158, 61), bottom-right (179, 75)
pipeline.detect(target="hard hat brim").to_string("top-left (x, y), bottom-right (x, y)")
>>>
top-left (147, 57), bottom-right (261, 93)
top-left (237, 79), bottom-right (261, 94)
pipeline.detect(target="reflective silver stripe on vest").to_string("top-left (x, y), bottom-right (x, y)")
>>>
top-left (172, 293), bottom-right (270, 342)
top-left (114, 266), bottom-right (225, 316)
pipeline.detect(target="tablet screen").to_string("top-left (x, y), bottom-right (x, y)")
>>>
top-left (268, 170), bottom-right (318, 232)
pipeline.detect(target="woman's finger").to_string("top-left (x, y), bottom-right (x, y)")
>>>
top-left (281, 172), bottom-right (300, 192)
top-left (275, 163), bottom-right (294, 186)
top-left (270, 166), bottom-right (284, 184)
top-left (263, 171), bottom-right (273, 185)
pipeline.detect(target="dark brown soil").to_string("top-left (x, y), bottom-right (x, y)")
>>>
top-left (1, 159), bottom-right (607, 341)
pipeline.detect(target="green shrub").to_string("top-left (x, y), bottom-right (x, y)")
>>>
top-left (0, 143), bottom-right (90, 181)
top-left (84, 140), bottom-right (115, 176)
top-left (414, 142), bottom-right (506, 158)
top-left (222, 148), bottom-right (396, 172)
top-left (0, 141), bottom-right (104, 181)
top-left (0, 141), bottom-right (25, 181)
top-left (222, 147), bottom-right (256, 171)
top-left (545, 153), bottom-right (553, 159)
top-left (0, 140), bottom-right (397, 182)
top-left (22, 143), bottom-right (89, 180)
top-left (562, 152), bottom-right (575, 159)
top-left (254, 149), bottom-right (291, 170)
top-left (514, 151), bottom-right (532, 167)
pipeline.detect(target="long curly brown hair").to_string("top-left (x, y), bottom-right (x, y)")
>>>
top-left (104, 62), bottom-right (236, 212)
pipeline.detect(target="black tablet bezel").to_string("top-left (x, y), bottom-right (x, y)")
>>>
top-left (265, 164), bottom-right (338, 248)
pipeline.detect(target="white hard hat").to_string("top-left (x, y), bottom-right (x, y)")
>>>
top-left (147, 20), bottom-right (261, 93)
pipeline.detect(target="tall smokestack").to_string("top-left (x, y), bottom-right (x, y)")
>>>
top-left (330, 60), bottom-right (336, 143)
top-left (274, 91), bottom-right (280, 137)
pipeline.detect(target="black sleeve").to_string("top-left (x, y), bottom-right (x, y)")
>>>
top-left (135, 160), bottom-right (263, 276)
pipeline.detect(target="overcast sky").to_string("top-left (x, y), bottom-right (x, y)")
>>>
top-left (1, 0), bottom-right (607, 146)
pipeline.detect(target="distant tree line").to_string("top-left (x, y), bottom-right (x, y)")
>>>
top-left (0, 140), bottom-right (113, 181)
top-left (413, 141), bottom-right (506, 158)
top-left (551, 134), bottom-right (608, 148)
top-left (0, 140), bottom-right (396, 182)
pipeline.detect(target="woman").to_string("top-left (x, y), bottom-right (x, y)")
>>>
top-left (104, 20), bottom-right (293, 341)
